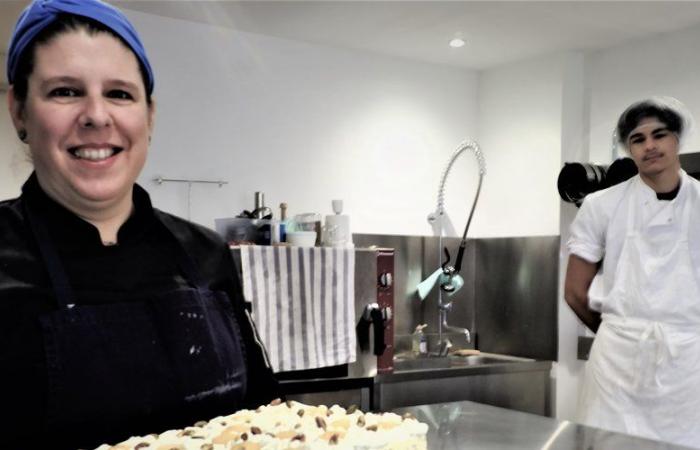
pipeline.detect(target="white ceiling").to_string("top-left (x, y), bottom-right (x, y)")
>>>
top-left (4, 1), bottom-right (700, 70)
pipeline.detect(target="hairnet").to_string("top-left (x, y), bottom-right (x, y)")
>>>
top-left (6, 0), bottom-right (154, 95)
top-left (615, 96), bottom-right (695, 154)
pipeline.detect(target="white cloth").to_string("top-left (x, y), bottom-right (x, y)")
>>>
top-left (572, 171), bottom-right (700, 447)
top-left (239, 245), bottom-right (356, 373)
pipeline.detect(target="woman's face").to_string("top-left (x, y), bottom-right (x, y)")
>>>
top-left (9, 29), bottom-right (154, 213)
top-left (627, 117), bottom-right (680, 179)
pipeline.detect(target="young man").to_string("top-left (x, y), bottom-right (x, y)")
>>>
top-left (565, 97), bottom-right (700, 447)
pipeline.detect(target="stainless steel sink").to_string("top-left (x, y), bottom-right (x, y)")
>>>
top-left (393, 352), bottom-right (531, 372)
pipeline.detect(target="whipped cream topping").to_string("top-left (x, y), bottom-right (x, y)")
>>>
top-left (94, 400), bottom-right (428, 450)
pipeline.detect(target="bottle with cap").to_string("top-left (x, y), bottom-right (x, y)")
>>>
top-left (412, 324), bottom-right (428, 356)
top-left (323, 199), bottom-right (352, 247)
top-left (278, 202), bottom-right (288, 243)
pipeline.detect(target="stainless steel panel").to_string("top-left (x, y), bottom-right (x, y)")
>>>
top-left (475, 236), bottom-right (559, 360)
top-left (392, 352), bottom-right (532, 372)
top-left (378, 369), bottom-right (551, 415)
top-left (353, 234), bottom-right (475, 353)
top-left (354, 234), bottom-right (558, 361)
top-left (394, 401), bottom-right (692, 450)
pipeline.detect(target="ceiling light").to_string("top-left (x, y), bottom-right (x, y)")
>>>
top-left (449, 38), bottom-right (465, 48)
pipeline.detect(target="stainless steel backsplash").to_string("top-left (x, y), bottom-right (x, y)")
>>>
top-left (353, 234), bottom-right (559, 361)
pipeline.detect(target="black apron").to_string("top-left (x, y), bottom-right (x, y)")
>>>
top-left (23, 200), bottom-right (248, 449)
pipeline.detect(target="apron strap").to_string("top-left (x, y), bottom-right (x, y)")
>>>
top-left (156, 212), bottom-right (208, 291)
top-left (22, 199), bottom-right (77, 309)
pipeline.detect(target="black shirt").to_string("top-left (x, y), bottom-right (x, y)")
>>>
top-left (0, 174), bottom-right (278, 447)
top-left (656, 181), bottom-right (681, 201)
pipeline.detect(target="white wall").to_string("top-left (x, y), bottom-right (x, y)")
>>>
top-left (475, 54), bottom-right (564, 238)
top-left (589, 25), bottom-right (700, 163)
top-left (0, 91), bottom-right (33, 200)
top-left (557, 51), bottom-right (589, 421)
top-left (125, 10), bottom-right (480, 237)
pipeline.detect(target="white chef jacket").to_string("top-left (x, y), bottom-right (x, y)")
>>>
top-left (568, 170), bottom-right (700, 316)
top-left (568, 170), bottom-right (700, 447)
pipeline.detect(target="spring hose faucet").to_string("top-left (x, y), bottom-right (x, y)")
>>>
top-left (430, 140), bottom-right (486, 224)
top-left (425, 139), bottom-right (486, 354)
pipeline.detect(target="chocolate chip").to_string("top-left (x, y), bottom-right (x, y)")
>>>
top-left (297, 409), bottom-right (305, 418)
top-left (357, 415), bottom-right (366, 427)
top-left (329, 433), bottom-right (340, 445)
top-left (367, 425), bottom-right (378, 432)
top-left (194, 421), bottom-right (208, 428)
top-left (315, 416), bottom-right (327, 430)
top-left (178, 429), bottom-right (195, 437)
top-left (347, 404), bottom-right (358, 414)
top-left (241, 432), bottom-right (248, 441)
top-left (134, 443), bottom-right (150, 449)
top-left (286, 400), bottom-right (294, 408)
top-left (251, 426), bottom-right (262, 435)
top-left (200, 445), bottom-right (213, 450)
top-left (292, 434), bottom-right (306, 442)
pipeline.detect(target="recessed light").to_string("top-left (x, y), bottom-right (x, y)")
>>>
top-left (449, 37), bottom-right (466, 48)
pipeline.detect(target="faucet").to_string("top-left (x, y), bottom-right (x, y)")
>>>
top-left (426, 140), bottom-right (486, 356)
top-left (441, 303), bottom-right (471, 343)
top-left (436, 300), bottom-right (471, 357)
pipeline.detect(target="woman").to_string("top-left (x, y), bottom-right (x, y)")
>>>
top-left (565, 97), bottom-right (700, 447)
top-left (0, 1), bottom-right (278, 448)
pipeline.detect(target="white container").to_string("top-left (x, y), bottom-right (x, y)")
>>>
top-left (286, 231), bottom-right (317, 247)
top-left (323, 199), bottom-right (353, 248)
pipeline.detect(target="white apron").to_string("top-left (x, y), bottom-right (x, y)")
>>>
top-left (578, 176), bottom-right (700, 448)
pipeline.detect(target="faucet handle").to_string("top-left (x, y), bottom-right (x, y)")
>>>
top-left (438, 338), bottom-right (453, 357)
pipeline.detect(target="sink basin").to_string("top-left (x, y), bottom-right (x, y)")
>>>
top-left (392, 352), bottom-right (530, 372)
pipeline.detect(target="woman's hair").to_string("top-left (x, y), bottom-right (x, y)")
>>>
top-left (11, 13), bottom-right (152, 105)
top-left (616, 100), bottom-right (683, 145)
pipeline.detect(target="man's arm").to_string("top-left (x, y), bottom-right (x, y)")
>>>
top-left (564, 254), bottom-right (601, 333)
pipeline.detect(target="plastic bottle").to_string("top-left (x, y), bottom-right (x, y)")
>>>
top-left (279, 202), bottom-right (288, 243)
top-left (412, 324), bottom-right (428, 356)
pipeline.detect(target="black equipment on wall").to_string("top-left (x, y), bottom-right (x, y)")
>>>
top-left (557, 157), bottom-right (638, 207)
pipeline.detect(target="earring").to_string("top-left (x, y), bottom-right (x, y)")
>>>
top-left (17, 130), bottom-right (27, 142)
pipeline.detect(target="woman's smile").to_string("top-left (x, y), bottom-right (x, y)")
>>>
top-left (68, 144), bottom-right (124, 162)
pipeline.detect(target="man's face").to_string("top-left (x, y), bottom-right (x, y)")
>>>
top-left (627, 117), bottom-right (680, 179)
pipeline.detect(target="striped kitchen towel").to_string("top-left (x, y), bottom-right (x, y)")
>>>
top-left (239, 245), bottom-right (356, 373)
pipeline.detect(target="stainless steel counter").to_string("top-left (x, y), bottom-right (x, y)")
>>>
top-left (375, 353), bottom-right (552, 416)
top-left (393, 401), bottom-right (697, 450)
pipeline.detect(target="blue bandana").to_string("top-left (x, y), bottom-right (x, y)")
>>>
top-left (7, 0), bottom-right (154, 95)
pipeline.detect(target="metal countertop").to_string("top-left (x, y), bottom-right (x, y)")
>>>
top-left (393, 400), bottom-right (696, 450)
